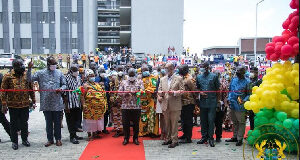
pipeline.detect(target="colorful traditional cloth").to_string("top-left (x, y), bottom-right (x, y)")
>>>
top-left (110, 77), bottom-right (123, 131)
top-left (139, 75), bottom-right (159, 136)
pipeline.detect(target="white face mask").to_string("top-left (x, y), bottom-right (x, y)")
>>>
top-left (250, 73), bottom-right (255, 78)
top-left (118, 72), bottom-right (123, 77)
top-left (89, 77), bottom-right (95, 82)
top-left (49, 65), bottom-right (57, 71)
top-left (100, 73), bottom-right (106, 78)
top-left (72, 71), bottom-right (79, 77)
top-left (128, 76), bottom-right (135, 82)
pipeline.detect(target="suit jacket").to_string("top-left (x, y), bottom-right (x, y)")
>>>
top-left (158, 74), bottom-right (184, 112)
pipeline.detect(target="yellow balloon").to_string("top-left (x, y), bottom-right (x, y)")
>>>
top-left (294, 77), bottom-right (299, 86)
top-left (272, 63), bottom-right (282, 69)
top-left (291, 109), bottom-right (299, 118)
top-left (283, 61), bottom-right (292, 69)
top-left (250, 94), bottom-right (259, 102)
top-left (252, 106), bottom-right (260, 113)
top-left (290, 70), bottom-right (299, 78)
top-left (252, 86), bottom-right (258, 93)
top-left (255, 88), bottom-right (263, 96)
top-left (280, 101), bottom-right (290, 110)
top-left (244, 101), bottom-right (251, 110)
top-left (287, 87), bottom-right (295, 95)
top-left (292, 63), bottom-right (299, 71)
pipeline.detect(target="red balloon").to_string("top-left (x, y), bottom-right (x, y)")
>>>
top-left (293, 43), bottom-right (299, 55)
top-left (266, 42), bottom-right (275, 47)
top-left (280, 54), bottom-right (290, 61)
top-left (290, 0), bottom-right (297, 9)
top-left (282, 19), bottom-right (290, 29)
top-left (265, 46), bottom-right (275, 54)
top-left (266, 53), bottom-right (271, 60)
top-left (273, 36), bottom-right (285, 43)
top-left (288, 36), bottom-right (299, 46)
top-left (288, 22), bottom-right (297, 32)
top-left (296, 0), bottom-right (299, 6)
top-left (270, 53), bottom-right (280, 61)
top-left (282, 29), bottom-right (291, 36)
top-left (291, 16), bottom-right (299, 24)
top-left (281, 44), bottom-right (293, 55)
top-left (275, 44), bottom-right (283, 53)
top-left (282, 34), bottom-right (290, 42)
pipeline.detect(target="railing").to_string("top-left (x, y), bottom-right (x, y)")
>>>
top-left (98, 5), bottom-right (120, 10)
top-left (120, 25), bottom-right (131, 31)
top-left (98, 22), bottom-right (120, 26)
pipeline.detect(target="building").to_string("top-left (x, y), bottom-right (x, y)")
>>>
top-left (0, 0), bottom-right (97, 54)
top-left (203, 46), bottom-right (239, 60)
top-left (0, 0), bottom-right (183, 55)
top-left (239, 37), bottom-right (272, 60)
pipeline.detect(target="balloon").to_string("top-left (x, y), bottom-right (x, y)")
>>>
top-left (291, 109), bottom-right (299, 118)
top-left (275, 121), bottom-right (283, 130)
top-left (288, 22), bottom-right (297, 31)
top-left (265, 46), bottom-right (275, 54)
top-left (282, 33), bottom-right (290, 42)
top-left (277, 112), bottom-right (287, 122)
top-left (290, 70), bottom-right (299, 77)
top-left (293, 43), bottom-right (299, 55)
top-left (292, 63), bottom-right (299, 70)
top-left (264, 109), bottom-right (274, 119)
top-left (291, 16), bottom-right (299, 24)
top-left (282, 29), bottom-right (291, 36)
top-left (256, 111), bottom-right (265, 118)
top-left (290, 0), bottom-right (297, 9)
top-left (282, 20), bottom-right (290, 29)
top-left (266, 42), bottom-right (275, 47)
top-left (247, 130), bottom-right (253, 136)
top-left (275, 44), bottom-right (283, 53)
top-left (247, 136), bottom-right (255, 145)
top-left (283, 119), bottom-right (293, 128)
top-left (287, 36), bottom-right (299, 46)
top-left (296, 0), bottom-right (299, 6)
top-left (250, 94), bottom-right (259, 102)
top-left (281, 44), bottom-right (293, 55)
top-left (273, 36), bottom-right (285, 43)
top-left (293, 119), bottom-right (299, 130)
top-left (270, 118), bottom-right (277, 124)
top-left (270, 54), bottom-right (280, 61)
top-left (252, 130), bottom-right (261, 138)
top-left (244, 101), bottom-right (251, 110)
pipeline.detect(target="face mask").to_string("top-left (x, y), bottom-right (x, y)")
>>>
top-left (118, 72), bottom-right (123, 77)
top-left (72, 71), bottom-right (79, 77)
top-left (250, 73), bottom-right (255, 78)
top-left (79, 68), bottom-right (84, 73)
top-left (200, 68), bottom-right (205, 73)
top-left (175, 69), bottom-right (179, 74)
top-left (142, 71), bottom-right (150, 77)
top-left (161, 69), bottom-right (166, 75)
top-left (49, 65), bottom-right (57, 71)
top-left (89, 77), bottom-right (95, 82)
top-left (100, 73), bottom-right (106, 78)
top-left (128, 76), bottom-right (135, 82)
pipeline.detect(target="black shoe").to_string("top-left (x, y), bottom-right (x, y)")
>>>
top-left (108, 122), bottom-right (113, 127)
top-left (22, 140), bottom-right (30, 147)
top-left (197, 139), bottom-right (207, 144)
top-left (133, 139), bottom-right (140, 145)
top-left (70, 138), bottom-right (79, 144)
top-left (75, 136), bottom-right (83, 140)
top-left (216, 138), bottom-right (221, 143)
top-left (168, 142), bottom-right (179, 148)
top-left (162, 140), bottom-right (172, 145)
top-left (113, 132), bottom-right (121, 138)
top-left (102, 130), bottom-right (109, 134)
top-left (179, 138), bottom-right (192, 143)
top-left (236, 140), bottom-right (243, 146)
top-left (225, 138), bottom-right (238, 142)
top-left (209, 140), bottom-right (215, 147)
top-left (12, 143), bottom-right (18, 150)
top-left (123, 139), bottom-right (129, 145)
top-left (178, 136), bottom-right (186, 140)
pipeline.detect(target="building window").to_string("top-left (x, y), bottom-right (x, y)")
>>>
top-left (41, 12), bottom-right (49, 23)
top-left (39, 12), bottom-right (55, 23)
top-left (49, 12), bottom-right (55, 23)
top-left (71, 38), bottom-right (78, 49)
top-left (42, 38), bottom-right (49, 48)
top-left (71, 12), bottom-right (78, 23)
top-left (0, 12), bottom-right (2, 23)
top-left (0, 38), bottom-right (3, 49)
top-left (13, 12), bottom-right (30, 23)
top-left (13, 38), bottom-right (31, 49)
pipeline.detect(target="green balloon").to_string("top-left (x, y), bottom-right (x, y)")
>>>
top-left (277, 112), bottom-right (287, 122)
top-left (274, 111), bottom-right (279, 118)
top-left (283, 119), bottom-right (293, 129)
top-left (252, 130), bottom-right (261, 138)
top-left (247, 136), bottom-right (255, 145)
top-left (293, 119), bottom-right (299, 130)
top-left (264, 109), bottom-right (274, 119)
top-left (269, 118), bottom-right (277, 124)
top-left (275, 121), bottom-right (283, 130)
top-left (256, 111), bottom-right (265, 118)
top-left (247, 130), bottom-right (253, 136)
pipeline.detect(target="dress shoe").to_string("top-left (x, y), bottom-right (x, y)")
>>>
top-left (76, 128), bottom-right (83, 132)
top-left (133, 139), bottom-right (140, 145)
top-left (112, 132), bottom-right (121, 138)
top-left (216, 138), bottom-right (221, 143)
top-left (178, 136), bottom-right (186, 140)
top-left (102, 130), bottom-right (109, 134)
top-left (225, 138), bottom-right (238, 142)
top-left (70, 138), bottom-right (79, 144)
top-left (236, 140), bottom-right (243, 146)
top-left (123, 139), bottom-right (129, 145)
top-left (44, 141), bottom-right (54, 147)
top-left (56, 140), bottom-right (62, 146)
top-left (209, 140), bottom-right (215, 147)
top-left (179, 138), bottom-right (192, 143)
top-left (12, 143), bottom-right (18, 150)
top-left (75, 136), bottom-right (83, 140)
top-left (22, 140), bottom-right (31, 147)
top-left (168, 142), bottom-right (179, 148)
top-left (162, 140), bottom-right (172, 145)
top-left (197, 139), bottom-right (207, 144)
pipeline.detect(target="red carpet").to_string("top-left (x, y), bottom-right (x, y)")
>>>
top-left (79, 126), bottom-right (250, 160)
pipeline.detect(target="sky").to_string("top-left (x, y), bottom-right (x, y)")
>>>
top-left (183, 0), bottom-right (294, 54)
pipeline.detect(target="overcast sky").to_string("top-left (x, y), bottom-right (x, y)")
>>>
top-left (183, 0), bottom-right (294, 54)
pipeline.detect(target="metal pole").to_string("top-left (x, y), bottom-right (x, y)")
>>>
top-left (254, 0), bottom-right (264, 66)
top-left (69, 20), bottom-right (71, 54)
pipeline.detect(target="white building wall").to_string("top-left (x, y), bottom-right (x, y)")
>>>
top-left (83, 0), bottom-right (97, 53)
top-left (54, 0), bottom-right (60, 53)
top-left (8, 0), bottom-right (14, 53)
top-left (131, 0), bottom-right (183, 55)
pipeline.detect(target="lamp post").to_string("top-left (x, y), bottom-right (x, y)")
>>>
top-left (64, 17), bottom-right (71, 54)
top-left (254, 0), bottom-right (264, 66)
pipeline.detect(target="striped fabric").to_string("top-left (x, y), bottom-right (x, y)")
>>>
top-left (65, 74), bottom-right (82, 109)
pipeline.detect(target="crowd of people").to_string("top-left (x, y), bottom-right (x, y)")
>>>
top-left (0, 53), bottom-right (263, 150)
